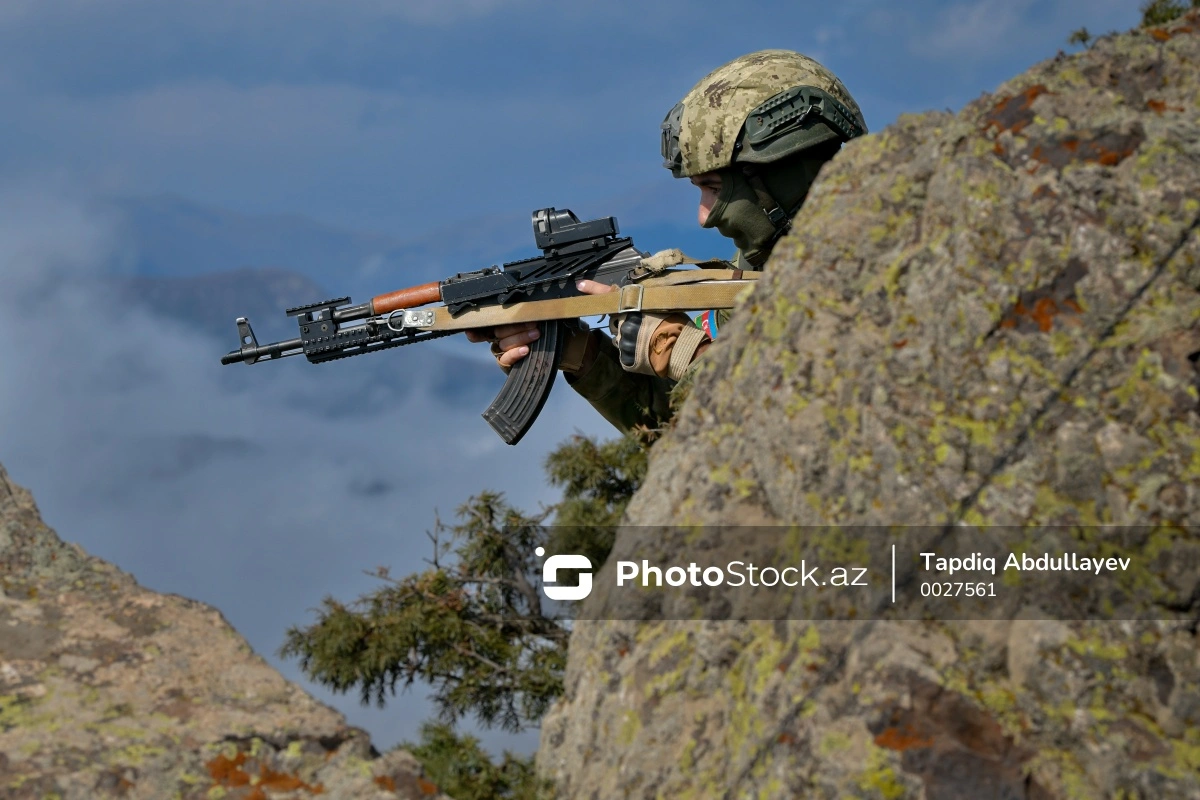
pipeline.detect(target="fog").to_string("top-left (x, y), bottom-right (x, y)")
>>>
top-left (0, 187), bottom-right (614, 753)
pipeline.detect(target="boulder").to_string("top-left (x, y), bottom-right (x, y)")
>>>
top-left (540, 14), bottom-right (1200, 799)
top-left (0, 463), bottom-right (449, 800)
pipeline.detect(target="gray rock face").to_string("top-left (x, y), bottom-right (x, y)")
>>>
top-left (540, 14), bottom-right (1200, 799)
top-left (0, 463), bottom-right (449, 800)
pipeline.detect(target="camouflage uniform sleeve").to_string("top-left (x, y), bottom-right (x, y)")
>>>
top-left (564, 330), bottom-right (676, 436)
top-left (566, 249), bottom-right (750, 435)
top-left (693, 249), bottom-right (746, 338)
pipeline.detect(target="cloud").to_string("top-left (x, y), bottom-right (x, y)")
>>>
top-left (905, 0), bottom-right (1139, 64)
top-left (363, 0), bottom-right (534, 25)
top-left (0, 184), bottom-right (614, 753)
top-left (0, 0), bottom-right (665, 100)
top-left (0, 0), bottom-right (1149, 242)
top-left (0, 70), bottom-right (675, 236)
top-left (0, 0), bottom-right (531, 31)
top-left (915, 0), bottom-right (1035, 61)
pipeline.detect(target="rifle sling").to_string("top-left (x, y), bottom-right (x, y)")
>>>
top-left (407, 269), bottom-right (759, 332)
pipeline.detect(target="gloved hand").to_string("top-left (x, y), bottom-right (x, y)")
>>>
top-left (611, 311), bottom-right (710, 380)
top-left (574, 274), bottom-right (712, 381)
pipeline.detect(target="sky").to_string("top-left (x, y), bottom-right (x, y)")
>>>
top-left (0, 0), bottom-right (1144, 756)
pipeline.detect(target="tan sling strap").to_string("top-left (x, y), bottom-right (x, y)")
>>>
top-left (392, 267), bottom-right (760, 333)
top-left (629, 247), bottom-right (736, 276)
top-left (666, 323), bottom-right (709, 380)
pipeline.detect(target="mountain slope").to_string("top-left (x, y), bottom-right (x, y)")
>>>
top-left (0, 463), bottom-right (450, 800)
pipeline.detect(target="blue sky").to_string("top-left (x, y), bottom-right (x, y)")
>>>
top-left (0, 0), bottom-right (1143, 756)
top-left (0, 0), bottom-right (1139, 237)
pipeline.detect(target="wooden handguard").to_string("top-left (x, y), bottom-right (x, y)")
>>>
top-left (371, 282), bottom-right (442, 314)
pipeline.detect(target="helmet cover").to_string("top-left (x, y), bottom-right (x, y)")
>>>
top-left (662, 50), bottom-right (866, 178)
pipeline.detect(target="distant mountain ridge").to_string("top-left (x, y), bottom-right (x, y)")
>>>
top-left (110, 267), bottom-right (329, 341)
top-left (101, 194), bottom-right (409, 284)
top-left (98, 192), bottom-right (732, 293)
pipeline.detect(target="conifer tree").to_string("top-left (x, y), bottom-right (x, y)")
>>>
top-left (280, 432), bottom-right (646, 796)
top-left (399, 722), bottom-right (547, 800)
top-left (1140, 0), bottom-right (1198, 26)
top-left (280, 491), bottom-right (565, 731)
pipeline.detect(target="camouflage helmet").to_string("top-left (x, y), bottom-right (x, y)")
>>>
top-left (661, 50), bottom-right (867, 179)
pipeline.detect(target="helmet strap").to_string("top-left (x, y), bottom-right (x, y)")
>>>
top-left (738, 142), bottom-right (842, 263)
top-left (742, 167), bottom-right (794, 252)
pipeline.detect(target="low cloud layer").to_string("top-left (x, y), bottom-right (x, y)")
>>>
top-left (0, 187), bottom-right (608, 752)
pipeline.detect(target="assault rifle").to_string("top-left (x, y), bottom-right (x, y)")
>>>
top-left (221, 208), bottom-right (755, 445)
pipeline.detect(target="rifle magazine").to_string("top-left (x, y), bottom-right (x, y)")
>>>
top-left (482, 320), bottom-right (564, 445)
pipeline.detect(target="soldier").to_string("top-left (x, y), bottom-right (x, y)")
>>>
top-left (467, 50), bottom-right (867, 436)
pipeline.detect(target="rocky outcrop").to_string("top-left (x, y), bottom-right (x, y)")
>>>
top-left (0, 463), bottom-right (449, 800)
top-left (540, 13), bottom-right (1200, 799)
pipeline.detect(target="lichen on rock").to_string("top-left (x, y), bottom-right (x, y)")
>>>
top-left (539, 13), bottom-right (1200, 799)
top-left (0, 463), bottom-right (450, 800)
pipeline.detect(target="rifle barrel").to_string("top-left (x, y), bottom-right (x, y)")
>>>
top-left (221, 336), bottom-right (303, 365)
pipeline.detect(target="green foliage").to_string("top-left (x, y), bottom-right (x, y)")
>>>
top-left (545, 434), bottom-right (646, 528)
top-left (1139, 0), bottom-right (1198, 26)
top-left (402, 721), bottom-right (550, 800)
top-left (280, 432), bottom-right (646, 733)
top-left (282, 432), bottom-right (647, 790)
top-left (281, 491), bottom-right (566, 732)
top-left (543, 433), bottom-right (646, 568)
top-left (1067, 27), bottom-right (1092, 47)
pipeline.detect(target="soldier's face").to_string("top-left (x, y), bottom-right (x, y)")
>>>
top-left (690, 172), bottom-right (723, 226)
